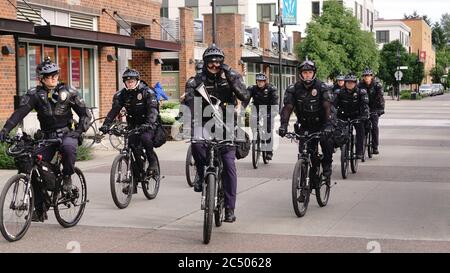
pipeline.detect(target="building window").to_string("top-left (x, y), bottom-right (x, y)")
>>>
top-left (257, 3), bottom-right (276, 22)
top-left (160, 7), bottom-right (169, 18)
top-left (18, 42), bottom-right (96, 106)
top-left (312, 1), bottom-right (320, 17)
top-left (376, 31), bottom-right (389, 43)
top-left (360, 5), bottom-right (363, 23)
top-left (367, 9), bottom-right (370, 26)
top-left (216, 5), bottom-right (238, 14)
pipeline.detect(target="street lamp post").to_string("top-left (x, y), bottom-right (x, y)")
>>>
top-left (396, 46), bottom-right (401, 101)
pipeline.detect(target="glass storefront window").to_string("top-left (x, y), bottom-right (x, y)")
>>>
top-left (18, 44), bottom-right (27, 95)
top-left (58, 47), bottom-right (69, 85)
top-left (44, 46), bottom-right (56, 62)
top-left (71, 48), bottom-right (82, 90)
top-left (17, 41), bottom-right (96, 106)
top-left (28, 44), bottom-right (42, 88)
top-left (83, 48), bottom-right (95, 107)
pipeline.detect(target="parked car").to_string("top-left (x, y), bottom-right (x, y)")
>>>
top-left (432, 83), bottom-right (444, 95)
top-left (419, 84), bottom-right (433, 96)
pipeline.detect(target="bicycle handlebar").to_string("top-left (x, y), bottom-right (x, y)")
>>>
top-left (5, 137), bottom-right (62, 157)
top-left (284, 131), bottom-right (322, 141)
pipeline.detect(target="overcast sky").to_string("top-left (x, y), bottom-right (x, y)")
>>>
top-left (374, 0), bottom-right (450, 24)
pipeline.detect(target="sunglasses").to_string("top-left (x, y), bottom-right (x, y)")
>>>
top-left (207, 62), bottom-right (221, 69)
top-left (44, 73), bottom-right (59, 80)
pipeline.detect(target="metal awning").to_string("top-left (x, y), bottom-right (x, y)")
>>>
top-left (241, 56), bottom-right (298, 67)
top-left (0, 18), bottom-right (35, 36)
top-left (0, 18), bottom-right (180, 52)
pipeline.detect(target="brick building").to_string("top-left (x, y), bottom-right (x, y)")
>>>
top-left (0, 0), bottom-right (180, 128)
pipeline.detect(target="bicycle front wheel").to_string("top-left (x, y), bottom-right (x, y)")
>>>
top-left (203, 174), bottom-right (216, 244)
top-left (367, 131), bottom-right (373, 159)
top-left (341, 143), bottom-right (349, 179)
top-left (292, 159), bottom-right (310, 217)
top-left (142, 153), bottom-right (161, 200)
top-left (185, 145), bottom-right (196, 187)
top-left (110, 154), bottom-right (133, 209)
top-left (0, 174), bottom-right (34, 242)
top-left (315, 173), bottom-right (330, 207)
top-left (54, 167), bottom-right (87, 228)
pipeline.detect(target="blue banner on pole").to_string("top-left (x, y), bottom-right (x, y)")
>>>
top-left (282, 0), bottom-right (297, 25)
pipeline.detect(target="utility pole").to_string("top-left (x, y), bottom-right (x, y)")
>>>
top-left (275, 0), bottom-right (283, 110)
top-left (211, 0), bottom-right (216, 44)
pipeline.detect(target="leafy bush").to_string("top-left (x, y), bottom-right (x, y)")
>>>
top-left (0, 142), bottom-right (16, 169)
top-left (161, 102), bottom-right (180, 110)
top-left (76, 145), bottom-right (93, 161)
top-left (160, 112), bottom-right (176, 125)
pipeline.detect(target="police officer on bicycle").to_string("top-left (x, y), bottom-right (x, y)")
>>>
top-left (0, 57), bottom-right (91, 222)
top-left (100, 69), bottom-right (159, 187)
top-left (184, 44), bottom-right (250, 223)
top-left (334, 73), bottom-right (370, 159)
top-left (278, 59), bottom-right (335, 183)
top-left (358, 68), bottom-right (384, 154)
top-left (242, 72), bottom-right (278, 160)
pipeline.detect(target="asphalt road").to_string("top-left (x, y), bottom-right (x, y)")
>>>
top-left (1, 93), bottom-right (450, 253)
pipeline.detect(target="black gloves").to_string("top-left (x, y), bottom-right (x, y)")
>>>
top-left (278, 126), bottom-right (287, 138)
top-left (0, 128), bottom-right (8, 142)
top-left (99, 125), bottom-right (109, 134)
top-left (66, 130), bottom-right (81, 139)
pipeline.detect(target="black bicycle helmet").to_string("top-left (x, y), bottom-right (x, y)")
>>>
top-left (202, 44), bottom-right (225, 63)
top-left (36, 57), bottom-right (59, 77)
top-left (122, 68), bottom-right (140, 82)
top-left (336, 74), bottom-right (345, 81)
top-left (255, 72), bottom-right (267, 82)
top-left (298, 58), bottom-right (317, 84)
top-left (362, 67), bottom-right (374, 76)
top-left (344, 73), bottom-right (358, 82)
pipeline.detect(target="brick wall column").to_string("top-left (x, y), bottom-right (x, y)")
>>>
top-left (204, 13), bottom-right (243, 73)
top-left (178, 7), bottom-right (195, 100)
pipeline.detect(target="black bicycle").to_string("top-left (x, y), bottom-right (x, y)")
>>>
top-left (82, 107), bottom-right (127, 151)
top-left (363, 112), bottom-right (378, 162)
top-left (339, 118), bottom-right (364, 179)
top-left (191, 139), bottom-right (234, 244)
top-left (285, 131), bottom-right (330, 218)
top-left (185, 144), bottom-right (197, 187)
top-left (0, 133), bottom-right (88, 242)
top-left (251, 115), bottom-right (270, 169)
top-left (109, 126), bottom-right (161, 209)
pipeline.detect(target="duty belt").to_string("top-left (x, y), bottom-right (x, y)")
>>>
top-left (43, 127), bottom-right (70, 139)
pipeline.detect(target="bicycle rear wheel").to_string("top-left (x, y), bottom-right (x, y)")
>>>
top-left (185, 145), bottom-right (196, 187)
top-left (54, 167), bottom-right (87, 228)
top-left (292, 159), bottom-right (310, 217)
top-left (367, 130), bottom-right (373, 159)
top-left (110, 154), bottom-right (133, 209)
top-left (203, 174), bottom-right (215, 244)
top-left (315, 170), bottom-right (330, 207)
top-left (81, 124), bottom-right (98, 148)
top-left (341, 143), bottom-right (349, 179)
top-left (142, 153), bottom-right (161, 200)
top-left (351, 135), bottom-right (358, 173)
top-left (214, 179), bottom-right (224, 227)
top-left (109, 121), bottom-right (127, 151)
top-left (0, 174), bottom-right (34, 242)
top-left (252, 140), bottom-right (260, 169)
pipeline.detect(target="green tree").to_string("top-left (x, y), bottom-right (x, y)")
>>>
top-left (432, 22), bottom-right (447, 50)
top-left (441, 13), bottom-right (450, 42)
top-left (378, 41), bottom-right (409, 88)
top-left (297, 0), bottom-right (379, 80)
top-left (429, 64), bottom-right (445, 83)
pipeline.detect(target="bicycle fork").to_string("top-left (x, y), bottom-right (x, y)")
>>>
top-left (10, 174), bottom-right (32, 211)
top-left (201, 149), bottom-right (218, 210)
